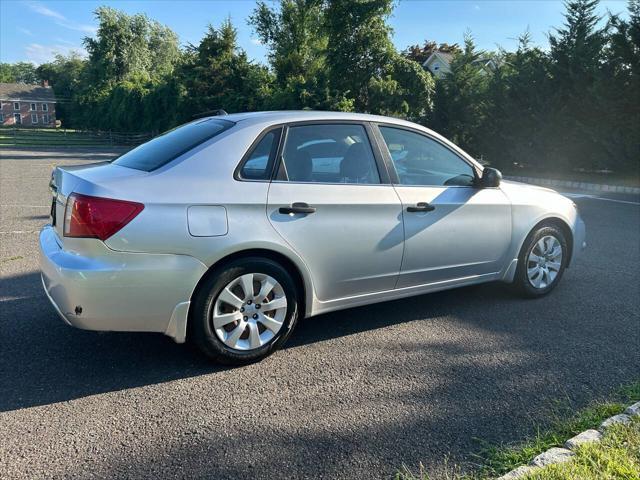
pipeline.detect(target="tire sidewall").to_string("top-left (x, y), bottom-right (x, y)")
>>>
top-left (516, 225), bottom-right (568, 297)
top-left (191, 257), bottom-right (299, 364)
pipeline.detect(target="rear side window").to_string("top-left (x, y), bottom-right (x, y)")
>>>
top-left (279, 124), bottom-right (380, 184)
top-left (113, 118), bottom-right (234, 171)
top-left (239, 129), bottom-right (281, 180)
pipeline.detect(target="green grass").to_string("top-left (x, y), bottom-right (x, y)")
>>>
top-left (394, 381), bottom-right (640, 480)
top-left (522, 418), bottom-right (640, 480)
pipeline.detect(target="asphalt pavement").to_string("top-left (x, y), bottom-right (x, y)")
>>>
top-left (1, 148), bottom-right (638, 479)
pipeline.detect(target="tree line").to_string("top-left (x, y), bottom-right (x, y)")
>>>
top-left (1, 0), bottom-right (638, 174)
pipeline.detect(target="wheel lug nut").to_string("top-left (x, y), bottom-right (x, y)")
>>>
top-left (247, 300), bottom-right (252, 305)
top-left (255, 304), bottom-right (261, 309)
top-left (240, 307), bottom-right (245, 312)
top-left (243, 316), bottom-right (248, 321)
top-left (253, 314), bottom-right (258, 319)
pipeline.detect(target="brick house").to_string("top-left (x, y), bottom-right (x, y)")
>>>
top-left (0, 82), bottom-right (57, 127)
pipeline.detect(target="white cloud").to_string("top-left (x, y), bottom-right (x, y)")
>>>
top-left (17, 27), bottom-right (34, 36)
top-left (25, 1), bottom-right (97, 35)
top-left (24, 42), bottom-right (86, 64)
top-left (250, 38), bottom-right (263, 46)
top-left (474, 4), bottom-right (481, 10)
top-left (26, 1), bottom-right (65, 21)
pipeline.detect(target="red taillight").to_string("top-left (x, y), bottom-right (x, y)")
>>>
top-left (64, 193), bottom-right (144, 241)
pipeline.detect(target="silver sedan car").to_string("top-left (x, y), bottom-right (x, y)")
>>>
top-left (40, 111), bottom-right (586, 364)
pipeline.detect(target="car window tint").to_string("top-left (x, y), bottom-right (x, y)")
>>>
top-left (240, 130), bottom-right (279, 180)
top-left (281, 124), bottom-right (380, 184)
top-left (113, 118), bottom-right (234, 171)
top-left (379, 127), bottom-right (475, 187)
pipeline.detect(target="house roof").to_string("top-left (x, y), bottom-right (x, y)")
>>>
top-left (0, 83), bottom-right (57, 102)
top-left (422, 51), bottom-right (454, 68)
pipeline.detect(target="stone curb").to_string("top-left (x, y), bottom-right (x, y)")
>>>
top-left (496, 401), bottom-right (639, 479)
top-left (505, 176), bottom-right (640, 195)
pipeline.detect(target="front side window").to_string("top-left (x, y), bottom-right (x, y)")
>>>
top-left (14, 102), bottom-right (19, 111)
top-left (239, 129), bottom-right (280, 180)
top-left (113, 118), bottom-right (234, 171)
top-left (379, 127), bottom-right (476, 187)
top-left (31, 114), bottom-right (38, 124)
top-left (279, 124), bottom-right (380, 184)
top-left (30, 103), bottom-right (36, 111)
top-left (42, 114), bottom-right (50, 124)
top-left (42, 103), bottom-right (49, 112)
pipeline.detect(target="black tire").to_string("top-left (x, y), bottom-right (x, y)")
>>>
top-left (190, 257), bottom-right (300, 365)
top-left (513, 224), bottom-right (568, 298)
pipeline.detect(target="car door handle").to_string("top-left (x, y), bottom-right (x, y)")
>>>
top-left (279, 202), bottom-right (316, 215)
top-left (407, 202), bottom-right (436, 213)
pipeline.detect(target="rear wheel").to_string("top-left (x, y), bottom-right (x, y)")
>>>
top-left (513, 225), bottom-right (568, 298)
top-left (191, 258), bottom-right (299, 364)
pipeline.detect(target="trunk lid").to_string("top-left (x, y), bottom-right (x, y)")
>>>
top-left (50, 162), bottom-right (147, 243)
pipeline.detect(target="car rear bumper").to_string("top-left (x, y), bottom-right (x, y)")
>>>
top-left (39, 226), bottom-right (207, 341)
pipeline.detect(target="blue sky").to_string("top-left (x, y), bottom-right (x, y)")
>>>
top-left (0, 0), bottom-right (631, 65)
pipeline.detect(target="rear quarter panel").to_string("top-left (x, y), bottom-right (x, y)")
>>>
top-left (95, 122), bottom-right (317, 314)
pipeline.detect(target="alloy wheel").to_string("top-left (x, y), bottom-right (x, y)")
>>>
top-left (212, 273), bottom-right (288, 351)
top-left (527, 235), bottom-right (563, 289)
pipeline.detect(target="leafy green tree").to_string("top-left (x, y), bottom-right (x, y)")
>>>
top-left (74, 7), bottom-right (183, 132)
top-left (324, 0), bottom-right (395, 108)
top-left (0, 62), bottom-right (39, 83)
top-left (249, 0), bottom-right (351, 110)
top-left (84, 7), bottom-right (180, 86)
top-left (36, 54), bottom-right (87, 127)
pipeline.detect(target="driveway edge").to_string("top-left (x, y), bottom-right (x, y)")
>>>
top-left (496, 401), bottom-right (640, 479)
top-left (505, 176), bottom-right (640, 194)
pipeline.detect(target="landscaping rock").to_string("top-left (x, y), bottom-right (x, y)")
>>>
top-left (624, 401), bottom-right (640, 417)
top-left (530, 447), bottom-right (575, 467)
top-left (497, 465), bottom-right (537, 479)
top-left (564, 429), bottom-right (602, 450)
top-left (599, 413), bottom-right (632, 430)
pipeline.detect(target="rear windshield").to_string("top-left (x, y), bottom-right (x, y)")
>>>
top-left (113, 118), bottom-right (234, 171)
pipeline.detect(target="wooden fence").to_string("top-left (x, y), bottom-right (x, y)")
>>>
top-left (0, 128), bottom-right (153, 148)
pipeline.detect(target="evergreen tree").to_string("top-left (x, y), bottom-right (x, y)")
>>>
top-left (548, 0), bottom-right (607, 170)
top-left (180, 19), bottom-right (273, 114)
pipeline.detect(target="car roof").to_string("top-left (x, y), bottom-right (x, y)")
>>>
top-left (202, 110), bottom-right (483, 171)
top-left (208, 110), bottom-right (419, 128)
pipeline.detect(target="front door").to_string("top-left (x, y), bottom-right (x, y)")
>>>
top-left (267, 122), bottom-right (404, 301)
top-left (375, 125), bottom-right (512, 288)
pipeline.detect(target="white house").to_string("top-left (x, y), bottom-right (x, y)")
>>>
top-left (422, 51), bottom-right (454, 78)
top-left (422, 51), bottom-right (502, 79)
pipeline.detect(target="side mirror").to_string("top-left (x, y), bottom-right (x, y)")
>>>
top-left (480, 167), bottom-right (502, 188)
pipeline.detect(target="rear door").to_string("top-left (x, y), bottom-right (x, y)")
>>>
top-left (266, 122), bottom-right (404, 302)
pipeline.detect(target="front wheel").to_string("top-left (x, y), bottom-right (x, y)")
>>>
top-left (190, 257), bottom-right (300, 364)
top-left (513, 225), bottom-right (568, 298)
